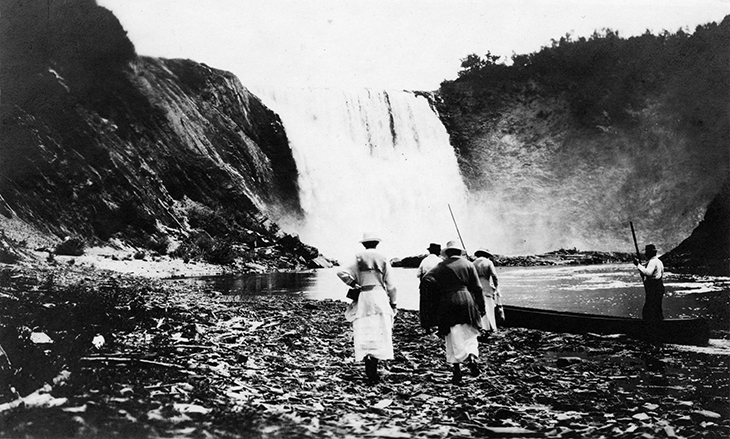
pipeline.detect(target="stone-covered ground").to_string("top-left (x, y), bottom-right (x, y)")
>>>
top-left (0, 264), bottom-right (728, 438)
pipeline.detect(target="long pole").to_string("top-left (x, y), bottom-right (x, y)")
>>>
top-left (448, 204), bottom-right (467, 253)
top-left (630, 221), bottom-right (644, 280)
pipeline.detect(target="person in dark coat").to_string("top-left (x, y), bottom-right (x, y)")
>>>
top-left (422, 240), bottom-right (485, 384)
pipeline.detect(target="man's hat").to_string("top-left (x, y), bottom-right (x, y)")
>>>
top-left (360, 232), bottom-right (381, 243)
top-left (645, 244), bottom-right (657, 253)
top-left (427, 243), bottom-right (441, 252)
top-left (474, 248), bottom-right (493, 257)
top-left (444, 240), bottom-right (465, 254)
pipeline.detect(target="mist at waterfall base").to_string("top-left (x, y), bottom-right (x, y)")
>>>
top-left (253, 87), bottom-right (592, 262)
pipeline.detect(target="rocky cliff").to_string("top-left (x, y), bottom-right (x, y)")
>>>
top-left (1, 1), bottom-right (726, 273)
top-left (1, 0), bottom-right (315, 266)
top-left (436, 21), bottom-right (729, 263)
top-left (662, 179), bottom-right (730, 275)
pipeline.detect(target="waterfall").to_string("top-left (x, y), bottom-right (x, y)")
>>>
top-left (252, 87), bottom-right (472, 262)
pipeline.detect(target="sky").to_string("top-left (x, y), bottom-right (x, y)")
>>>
top-left (97, 0), bottom-right (730, 91)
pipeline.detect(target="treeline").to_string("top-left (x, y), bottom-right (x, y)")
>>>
top-left (443, 16), bottom-right (730, 132)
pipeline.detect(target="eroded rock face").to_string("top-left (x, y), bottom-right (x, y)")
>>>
top-left (435, 82), bottom-right (727, 255)
top-left (0, 0), bottom-right (302, 250)
top-left (434, 21), bottom-right (729, 256)
top-left (662, 180), bottom-right (730, 276)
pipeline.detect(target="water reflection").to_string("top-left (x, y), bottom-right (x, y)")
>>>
top-left (186, 271), bottom-right (320, 295)
top-left (173, 264), bottom-right (730, 331)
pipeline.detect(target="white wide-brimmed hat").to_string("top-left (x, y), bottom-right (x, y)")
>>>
top-left (474, 248), bottom-right (493, 257)
top-left (444, 239), bottom-right (464, 253)
top-left (360, 232), bottom-right (382, 243)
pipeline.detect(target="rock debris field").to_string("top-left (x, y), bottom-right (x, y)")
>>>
top-left (0, 263), bottom-right (728, 438)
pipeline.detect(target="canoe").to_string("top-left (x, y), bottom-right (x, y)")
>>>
top-left (501, 305), bottom-right (710, 346)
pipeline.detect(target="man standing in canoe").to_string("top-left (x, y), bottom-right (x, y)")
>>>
top-left (337, 232), bottom-right (398, 384)
top-left (422, 240), bottom-right (485, 384)
top-left (634, 243), bottom-right (665, 321)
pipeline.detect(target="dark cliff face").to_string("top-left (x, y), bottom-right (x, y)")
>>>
top-left (435, 20), bottom-right (729, 257)
top-left (662, 180), bottom-right (730, 276)
top-left (0, 1), bottom-right (302, 250)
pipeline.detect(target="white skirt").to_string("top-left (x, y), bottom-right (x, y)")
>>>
top-left (444, 324), bottom-right (480, 363)
top-left (345, 288), bottom-right (395, 361)
top-left (481, 292), bottom-right (498, 331)
top-left (352, 312), bottom-right (395, 361)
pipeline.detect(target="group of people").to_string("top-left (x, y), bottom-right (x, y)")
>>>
top-left (337, 233), bottom-right (666, 385)
top-left (337, 234), bottom-right (503, 385)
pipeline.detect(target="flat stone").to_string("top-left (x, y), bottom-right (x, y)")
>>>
top-left (483, 426), bottom-right (539, 436)
top-left (30, 332), bottom-right (54, 344)
top-left (556, 356), bottom-right (584, 367)
top-left (692, 410), bottom-right (722, 419)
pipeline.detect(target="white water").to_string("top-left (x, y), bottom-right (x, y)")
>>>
top-left (253, 87), bottom-right (480, 262)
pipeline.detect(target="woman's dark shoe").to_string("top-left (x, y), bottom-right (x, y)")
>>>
top-left (364, 355), bottom-right (380, 383)
top-left (451, 364), bottom-right (462, 385)
top-left (466, 354), bottom-right (480, 377)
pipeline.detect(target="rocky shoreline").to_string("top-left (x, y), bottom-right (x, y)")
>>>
top-left (1, 262), bottom-right (728, 438)
top-left (392, 248), bottom-right (635, 268)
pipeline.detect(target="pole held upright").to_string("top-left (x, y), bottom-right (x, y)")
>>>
top-left (448, 204), bottom-right (467, 253)
top-left (630, 221), bottom-right (644, 280)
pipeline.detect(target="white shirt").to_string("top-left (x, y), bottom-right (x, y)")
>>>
top-left (638, 256), bottom-right (664, 279)
top-left (417, 254), bottom-right (443, 279)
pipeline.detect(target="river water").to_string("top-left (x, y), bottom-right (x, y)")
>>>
top-left (178, 263), bottom-right (730, 332)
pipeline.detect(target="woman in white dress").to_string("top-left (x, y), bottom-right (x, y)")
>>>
top-left (337, 233), bottom-right (397, 384)
top-left (473, 248), bottom-right (501, 334)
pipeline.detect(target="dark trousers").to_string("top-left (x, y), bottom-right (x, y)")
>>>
top-left (642, 278), bottom-right (665, 321)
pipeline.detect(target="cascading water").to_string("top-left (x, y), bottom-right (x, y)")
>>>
top-left (252, 87), bottom-right (474, 262)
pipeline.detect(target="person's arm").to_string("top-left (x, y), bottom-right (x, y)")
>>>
top-left (637, 258), bottom-right (657, 277)
top-left (337, 270), bottom-right (359, 287)
top-left (489, 260), bottom-right (499, 288)
top-left (382, 261), bottom-right (397, 307)
top-left (337, 258), bottom-right (360, 287)
top-left (467, 265), bottom-right (485, 315)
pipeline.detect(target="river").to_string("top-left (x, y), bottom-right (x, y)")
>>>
top-left (177, 263), bottom-right (730, 332)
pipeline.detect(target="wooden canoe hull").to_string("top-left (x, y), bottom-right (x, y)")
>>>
top-left (501, 305), bottom-right (710, 346)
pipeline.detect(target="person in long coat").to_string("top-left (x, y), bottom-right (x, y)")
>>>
top-left (423, 240), bottom-right (485, 384)
top-left (473, 248), bottom-right (501, 334)
top-left (337, 232), bottom-right (397, 383)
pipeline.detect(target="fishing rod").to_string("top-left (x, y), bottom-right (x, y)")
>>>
top-left (448, 204), bottom-right (467, 253)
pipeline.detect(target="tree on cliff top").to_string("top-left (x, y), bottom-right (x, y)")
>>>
top-left (458, 51), bottom-right (503, 77)
top-left (449, 18), bottom-right (730, 134)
